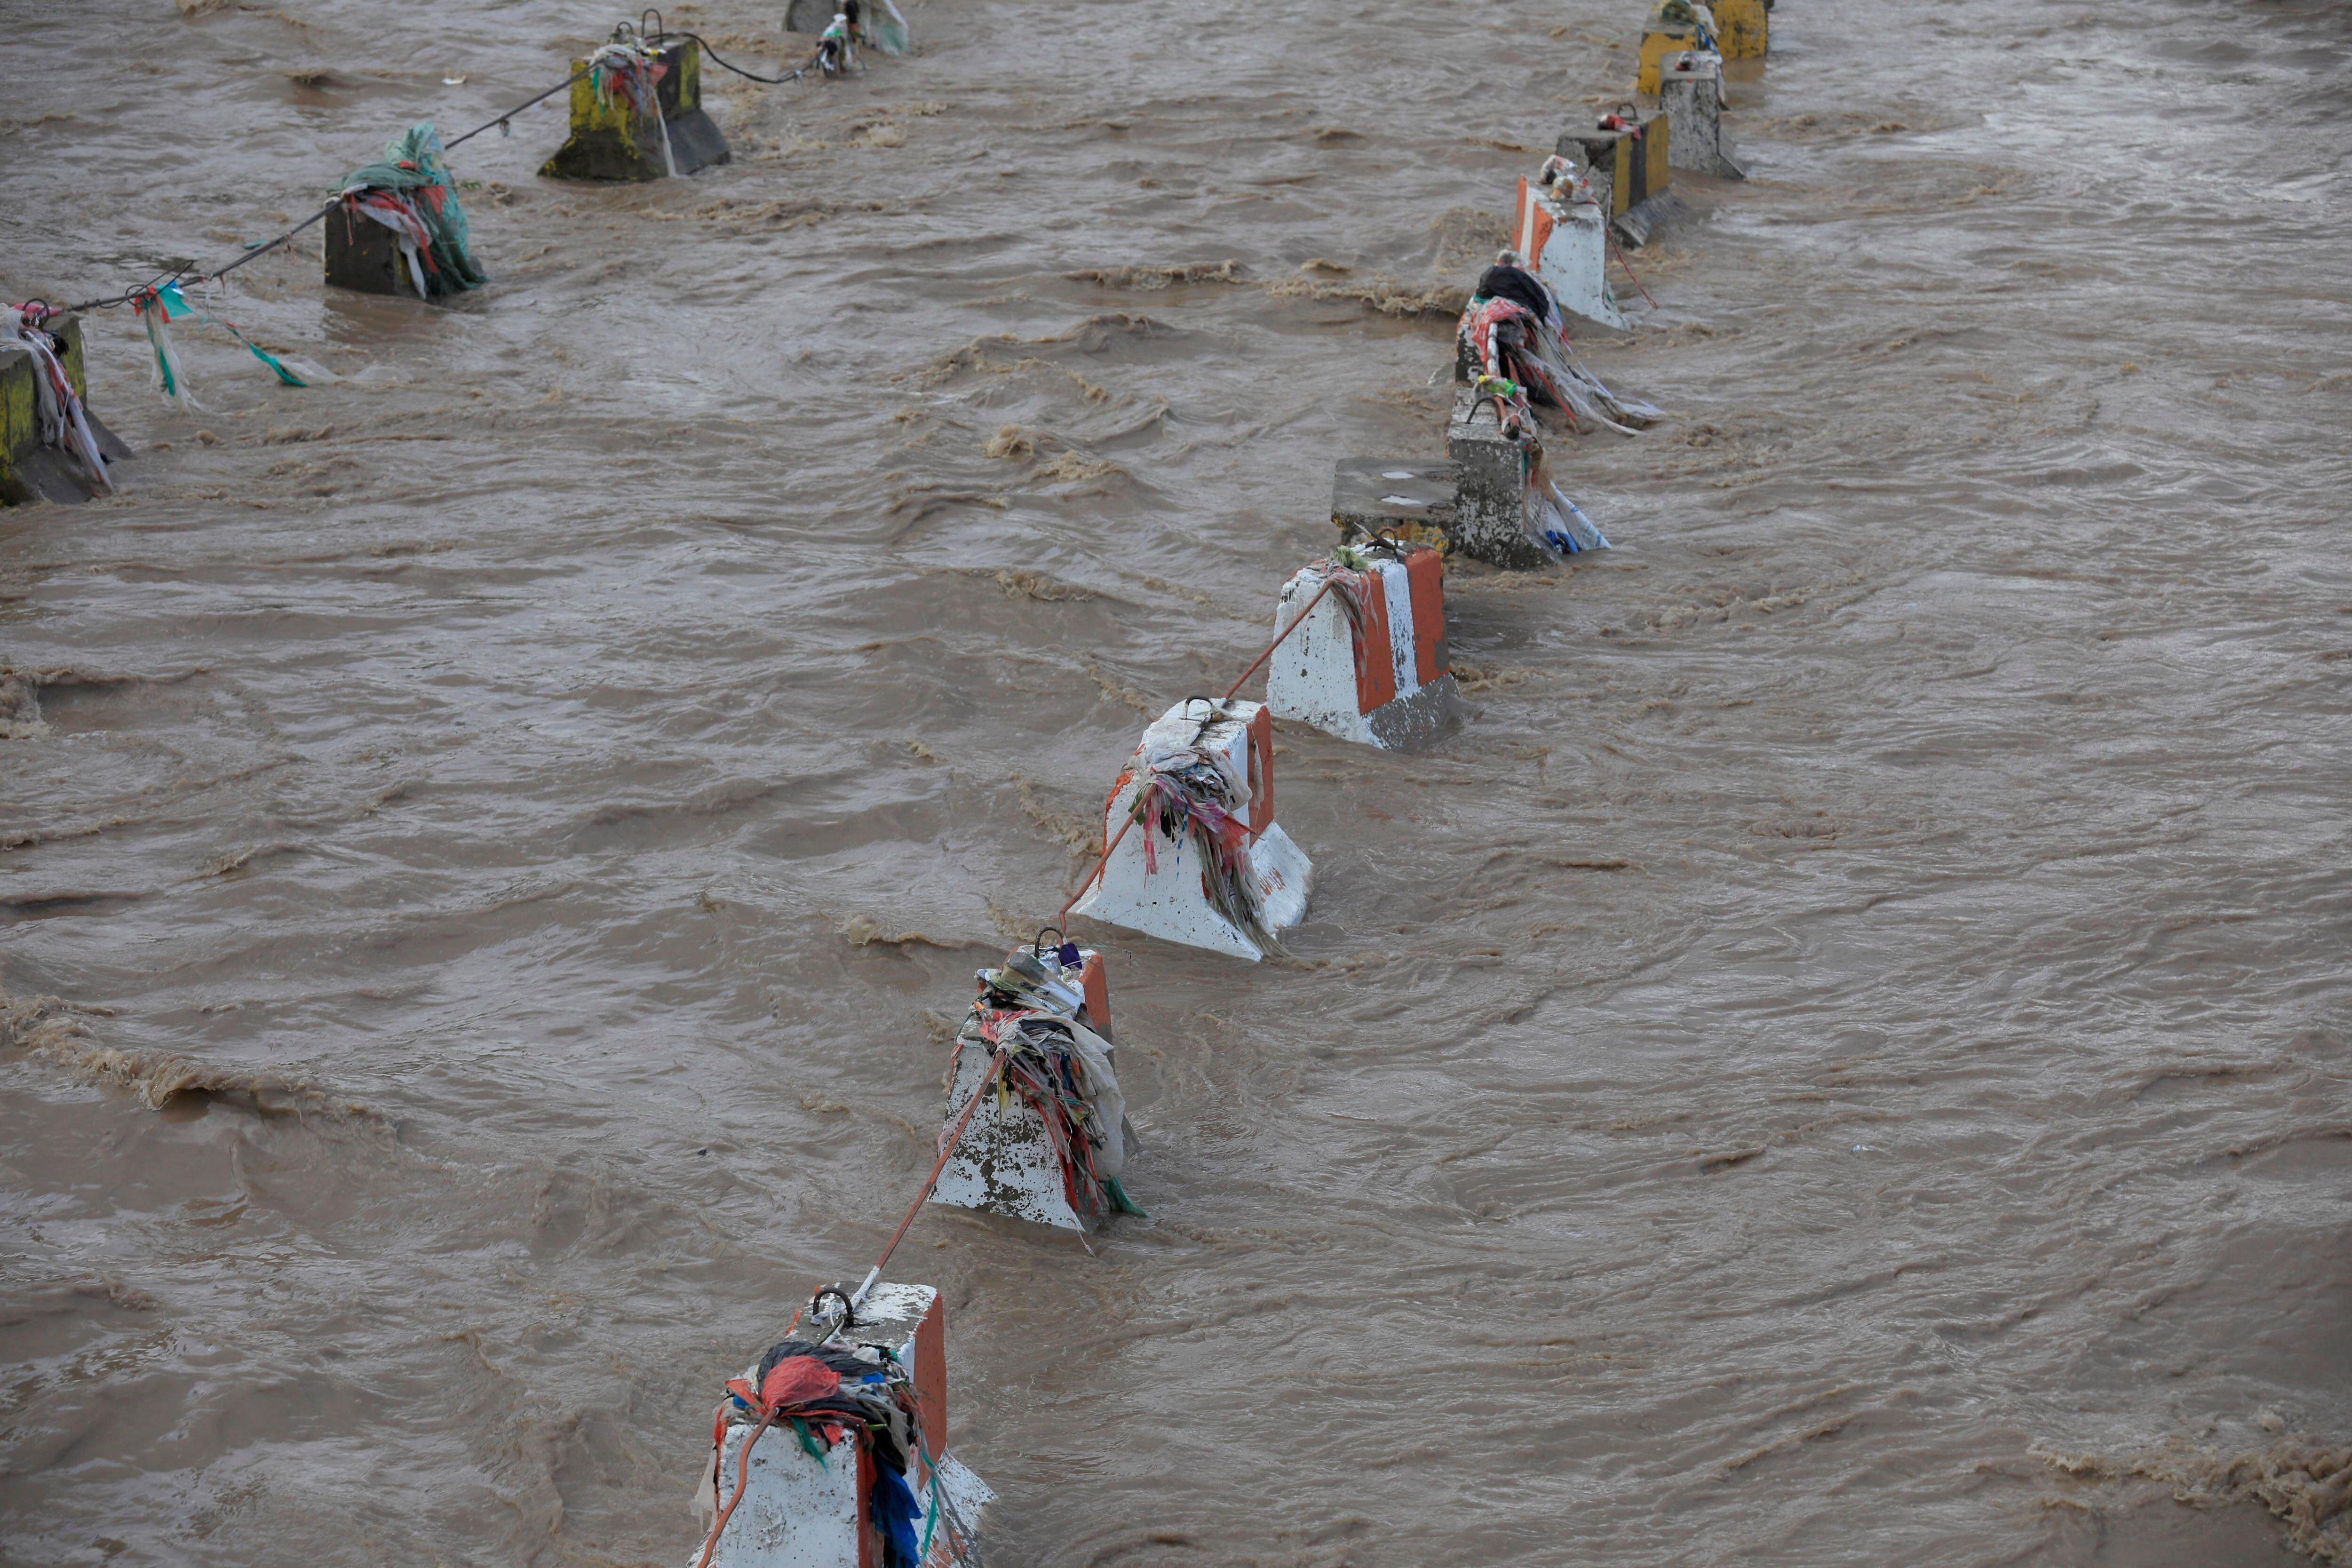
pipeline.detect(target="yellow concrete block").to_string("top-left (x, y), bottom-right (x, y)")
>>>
top-left (1714, 0), bottom-right (1767, 58)
top-left (1637, 27), bottom-right (1701, 96)
top-left (0, 344), bottom-right (37, 500)
top-left (540, 40), bottom-right (726, 182)
top-left (1, 315), bottom-right (108, 507)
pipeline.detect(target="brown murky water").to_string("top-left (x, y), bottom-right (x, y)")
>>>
top-left (5, 0), bottom-right (2351, 1563)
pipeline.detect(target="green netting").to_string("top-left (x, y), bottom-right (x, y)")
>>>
top-left (338, 122), bottom-right (488, 294)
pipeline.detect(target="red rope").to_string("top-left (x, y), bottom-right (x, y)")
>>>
top-left (869, 1049), bottom-right (1007, 1281)
top-left (694, 1048), bottom-right (1009, 1568)
top-left (699, 566), bottom-right (1355, 1565)
top-left (1222, 577), bottom-right (1332, 701)
top-left (1606, 231), bottom-right (1658, 310)
top-left (1057, 576), bottom-right (1335, 924)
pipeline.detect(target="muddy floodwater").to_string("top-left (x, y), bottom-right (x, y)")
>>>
top-left (4, 0), bottom-right (2351, 1563)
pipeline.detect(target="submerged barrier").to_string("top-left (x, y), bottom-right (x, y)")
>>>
top-left (1514, 162), bottom-right (1631, 332)
top-left (1070, 698), bottom-right (1310, 962)
top-left (1266, 541), bottom-right (1460, 750)
top-left (542, 37), bottom-right (730, 181)
top-left (931, 941), bottom-right (1139, 1233)
top-left (1637, 0), bottom-right (1748, 93)
top-left (1714, 0), bottom-right (1770, 60)
top-left (1, 309), bottom-right (128, 506)
top-left (1659, 49), bottom-right (1745, 180)
top-left (326, 125), bottom-right (492, 299)
top-left (1561, 110), bottom-right (1682, 247)
top-left (699, 1281), bottom-right (991, 1568)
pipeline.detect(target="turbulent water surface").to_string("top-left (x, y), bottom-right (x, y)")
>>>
top-left (4, 0), bottom-right (2351, 1563)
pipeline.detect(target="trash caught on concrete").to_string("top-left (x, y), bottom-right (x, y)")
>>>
top-left (696, 1280), bottom-right (992, 1568)
top-left (930, 939), bottom-right (1144, 1232)
top-left (1070, 698), bottom-right (1311, 961)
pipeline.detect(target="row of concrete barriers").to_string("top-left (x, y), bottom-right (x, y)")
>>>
top-left (694, 7), bottom-right (1788, 1565)
top-left (13, 8), bottom-right (1772, 1562)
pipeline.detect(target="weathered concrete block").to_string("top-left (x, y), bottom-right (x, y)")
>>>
top-left (701, 1283), bottom-right (994, 1568)
top-left (1659, 51), bottom-right (1744, 179)
top-left (1714, 0), bottom-right (1768, 60)
top-left (1557, 113), bottom-right (1683, 248)
top-left (1511, 174), bottom-right (1631, 332)
top-left (1332, 455), bottom-right (1459, 554)
top-left (1267, 548), bottom-right (1461, 751)
top-left (1071, 699), bottom-right (1311, 961)
top-left (325, 206), bottom-right (429, 298)
top-left (540, 40), bottom-right (729, 182)
top-left (1445, 385), bottom-right (1548, 571)
top-left (931, 945), bottom-right (1121, 1232)
top-left (1641, 1), bottom-right (1764, 88)
top-left (1638, 16), bottom-right (1704, 94)
top-left (2, 314), bottom-right (130, 506)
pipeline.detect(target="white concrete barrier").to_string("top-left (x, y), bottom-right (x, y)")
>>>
top-left (1070, 698), bottom-right (1312, 961)
top-left (1513, 168), bottom-right (1629, 334)
top-left (1266, 545), bottom-right (1461, 750)
top-left (1659, 50), bottom-right (1744, 179)
top-left (930, 941), bottom-right (1137, 1232)
top-left (698, 1282), bottom-right (992, 1568)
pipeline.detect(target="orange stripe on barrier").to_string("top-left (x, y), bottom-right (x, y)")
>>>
top-left (1515, 176), bottom-right (1556, 266)
top-left (1354, 572), bottom-right (1398, 716)
top-left (911, 1295), bottom-right (946, 1480)
top-left (1077, 950), bottom-right (1113, 1039)
top-left (1405, 547), bottom-right (1448, 685)
top-left (1246, 706), bottom-right (1274, 841)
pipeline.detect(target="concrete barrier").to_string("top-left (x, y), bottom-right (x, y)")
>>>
top-left (1, 312), bottom-right (130, 506)
top-left (1512, 170), bottom-right (1630, 333)
top-left (1332, 456), bottom-right (1459, 557)
top-left (1557, 111), bottom-right (1682, 247)
top-left (1267, 544), bottom-right (1460, 750)
top-left (700, 1281), bottom-right (993, 1568)
top-left (1070, 698), bottom-right (1311, 961)
top-left (324, 214), bottom-right (426, 298)
top-left (1446, 385), bottom-right (1608, 566)
top-left (1659, 50), bottom-right (1744, 179)
top-left (1714, 0), bottom-right (1768, 60)
top-left (1445, 386), bottom-right (1547, 570)
top-left (930, 942), bottom-right (1134, 1232)
top-left (1637, 0), bottom-right (1713, 94)
top-left (541, 39), bottom-right (729, 181)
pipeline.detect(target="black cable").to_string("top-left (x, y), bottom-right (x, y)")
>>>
top-left (44, 22), bottom-right (810, 316)
top-left (444, 64), bottom-right (596, 151)
top-left (650, 26), bottom-right (807, 84)
top-left (54, 64), bottom-right (595, 313)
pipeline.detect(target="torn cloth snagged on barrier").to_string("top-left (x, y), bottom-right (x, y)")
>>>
top-left (717, 1337), bottom-right (927, 1567)
top-left (3, 305), bottom-right (111, 490)
top-left (1459, 261), bottom-right (1661, 438)
top-left (338, 123), bottom-right (489, 299)
top-left (1126, 731), bottom-right (1277, 953)
top-left (1526, 451), bottom-right (1610, 558)
top-left (949, 980), bottom-right (1138, 1223)
top-left (587, 41), bottom-right (678, 175)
